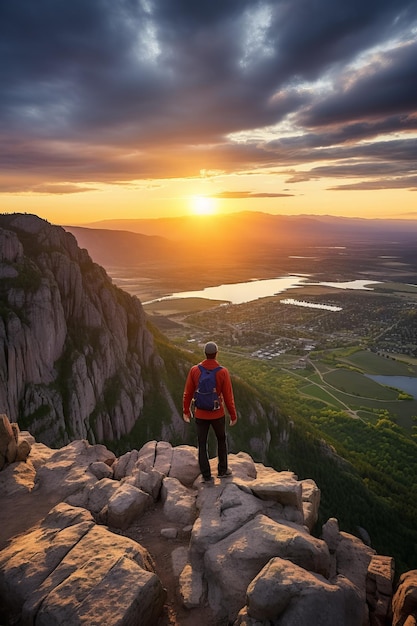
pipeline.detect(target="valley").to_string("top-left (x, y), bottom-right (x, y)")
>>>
top-left (103, 241), bottom-right (417, 436)
top-left (65, 214), bottom-right (417, 572)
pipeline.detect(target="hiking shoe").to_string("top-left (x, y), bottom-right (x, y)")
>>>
top-left (217, 469), bottom-right (232, 478)
top-left (202, 476), bottom-right (214, 484)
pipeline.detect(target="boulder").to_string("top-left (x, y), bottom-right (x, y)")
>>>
top-left (179, 561), bottom-right (205, 609)
top-left (138, 468), bottom-right (164, 500)
top-left (87, 477), bottom-right (120, 514)
top-left (107, 483), bottom-right (152, 529)
top-left (6, 436), bottom-right (17, 464)
top-left (249, 469), bottom-right (303, 510)
top-left (0, 503), bottom-right (96, 613)
top-left (366, 554), bottom-right (395, 626)
top-left (169, 444), bottom-right (200, 486)
top-left (191, 482), bottom-right (265, 556)
top-left (301, 477), bottom-right (321, 531)
top-left (0, 417), bottom-right (33, 487)
top-left (33, 555), bottom-right (164, 626)
top-left (0, 414), bottom-right (14, 468)
top-left (123, 467), bottom-right (164, 500)
top-left (322, 517), bottom-right (376, 610)
top-left (214, 451), bottom-right (257, 482)
top-left (161, 476), bottom-right (197, 525)
top-left (0, 502), bottom-right (165, 625)
top-left (112, 449), bottom-right (139, 480)
top-left (322, 517), bottom-right (341, 554)
top-left (204, 513), bottom-right (331, 622)
top-left (161, 527), bottom-right (178, 539)
top-left (335, 530), bottom-right (375, 593)
top-left (154, 440), bottom-right (173, 475)
top-left (136, 440), bottom-right (157, 471)
top-left (11, 421), bottom-right (19, 443)
top-left (35, 439), bottom-right (116, 499)
top-left (392, 570), bottom-right (417, 626)
top-left (242, 556), bottom-right (364, 626)
top-left (89, 460), bottom-right (114, 480)
top-left (15, 437), bottom-right (32, 462)
top-left (172, 546), bottom-right (189, 577)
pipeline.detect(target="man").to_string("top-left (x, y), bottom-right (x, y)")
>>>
top-left (183, 341), bottom-right (237, 483)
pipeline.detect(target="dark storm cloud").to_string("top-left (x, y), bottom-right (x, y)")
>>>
top-left (300, 41), bottom-right (417, 127)
top-left (0, 0), bottom-right (416, 192)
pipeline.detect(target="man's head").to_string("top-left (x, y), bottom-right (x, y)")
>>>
top-left (204, 341), bottom-right (218, 358)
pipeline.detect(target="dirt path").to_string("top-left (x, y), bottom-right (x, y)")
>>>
top-left (114, 501), bottom-right (218, 626)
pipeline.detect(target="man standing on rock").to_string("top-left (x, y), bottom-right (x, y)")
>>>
top-left (183, 341), bottom-right (237, 483)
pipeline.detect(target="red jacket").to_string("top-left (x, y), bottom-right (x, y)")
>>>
top-left (183, 358), bottom-right (237, 422)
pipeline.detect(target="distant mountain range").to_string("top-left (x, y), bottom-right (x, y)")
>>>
top-left (65, 211), bottom-right (417, 272)
top-left (66, 226), bottom-right (177, 267)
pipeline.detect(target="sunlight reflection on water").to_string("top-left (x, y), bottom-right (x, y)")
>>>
top-left (145, 276), bottom-right (380, 306)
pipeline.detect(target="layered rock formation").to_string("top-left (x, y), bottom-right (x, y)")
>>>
top-left (0, 213), bottom-right (176, 446)
top-left (0, 428), bottom-right (403, 626)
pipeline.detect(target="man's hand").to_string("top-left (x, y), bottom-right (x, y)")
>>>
top-left (229, 418), bottom-right (237, 427)
top-left (183, 413), bottom-right (191, 423)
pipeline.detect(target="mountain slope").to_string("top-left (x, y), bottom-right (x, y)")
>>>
top-left (0, 213), bottom-right (174, 446)
top-left (0, 213), bottom-right (279, 454)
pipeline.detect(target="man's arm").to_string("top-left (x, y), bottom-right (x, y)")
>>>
top-left (183, 367), bottom-right (196, 422)
top-left (220, 369), bottom-right (238, 425)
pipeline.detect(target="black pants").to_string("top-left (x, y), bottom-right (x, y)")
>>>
top-left (195, 416), bottom-right (228, 479)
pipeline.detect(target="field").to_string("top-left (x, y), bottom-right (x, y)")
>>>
top-left (216, 347), bottom-right (417, 431)
top-left (141, 278), bottom-right (417, 433)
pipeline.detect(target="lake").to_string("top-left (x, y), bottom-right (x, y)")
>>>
top-left (367, 375), bottom-right (417, 399)
top-left (145, 276), bottom-right (380, 306)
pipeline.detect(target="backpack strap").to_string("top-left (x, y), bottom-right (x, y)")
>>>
top-left (198, 364), bottom-right (222, 377)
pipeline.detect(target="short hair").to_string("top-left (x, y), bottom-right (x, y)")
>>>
top-left (204, 341), bottom-right (218, 356)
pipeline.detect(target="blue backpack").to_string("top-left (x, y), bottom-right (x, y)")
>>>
top-left (194, 365), bottom-right (223, 411)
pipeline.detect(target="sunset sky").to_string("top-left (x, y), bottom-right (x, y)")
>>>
top-left (1, 0), bottom-right (417, 225)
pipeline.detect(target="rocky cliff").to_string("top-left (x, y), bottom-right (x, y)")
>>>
top-left (1, 422), bottom-right (408, 626)
top-left (0, 213), bottom-right (174, 447)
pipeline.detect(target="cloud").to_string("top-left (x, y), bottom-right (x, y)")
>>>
top-left (328, 175), bottom-right (417, 191)
top-left (212, 191), bottom-right (293, 199)
top-left (0, 0), bottom-right (416, 193)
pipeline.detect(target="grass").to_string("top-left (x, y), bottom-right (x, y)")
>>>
top-left (323, 369), bottom-right (399, 400)
top-left (340, 350), bottom-right (417, 376)
top-left (144, 297), bottom-right (226, 315)
top-left (223, 346), bottom-right (417, 431)
top-left (299, 383), bottom-right (350, 409)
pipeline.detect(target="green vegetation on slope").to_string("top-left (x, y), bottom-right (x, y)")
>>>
top-left (130, 330), bottom-right (417, 575)
top-left (218, 348), bottom-right (417, 575)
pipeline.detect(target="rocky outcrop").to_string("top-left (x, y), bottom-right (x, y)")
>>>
top-left (0, 213), bottom-right (178, 446)
top-left (392, 570), bottom-right (417, 626)
top-left (0, 414), bottom-right (31, 470)
top-left (0, 431), bottom-right (399, 625)
top-left (0, 502), bottom-right (165, 626)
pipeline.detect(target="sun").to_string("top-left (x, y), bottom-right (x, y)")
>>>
top-left (190, 195), bottom-right (217, 216)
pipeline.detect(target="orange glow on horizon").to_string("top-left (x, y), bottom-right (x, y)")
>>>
top-left (1, 175), bottom-right (416, 225)
top-left (189, 195), bottom-right (218, 216)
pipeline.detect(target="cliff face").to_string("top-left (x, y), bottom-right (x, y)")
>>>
top-left (0, 213), bottom-right (166, 446)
